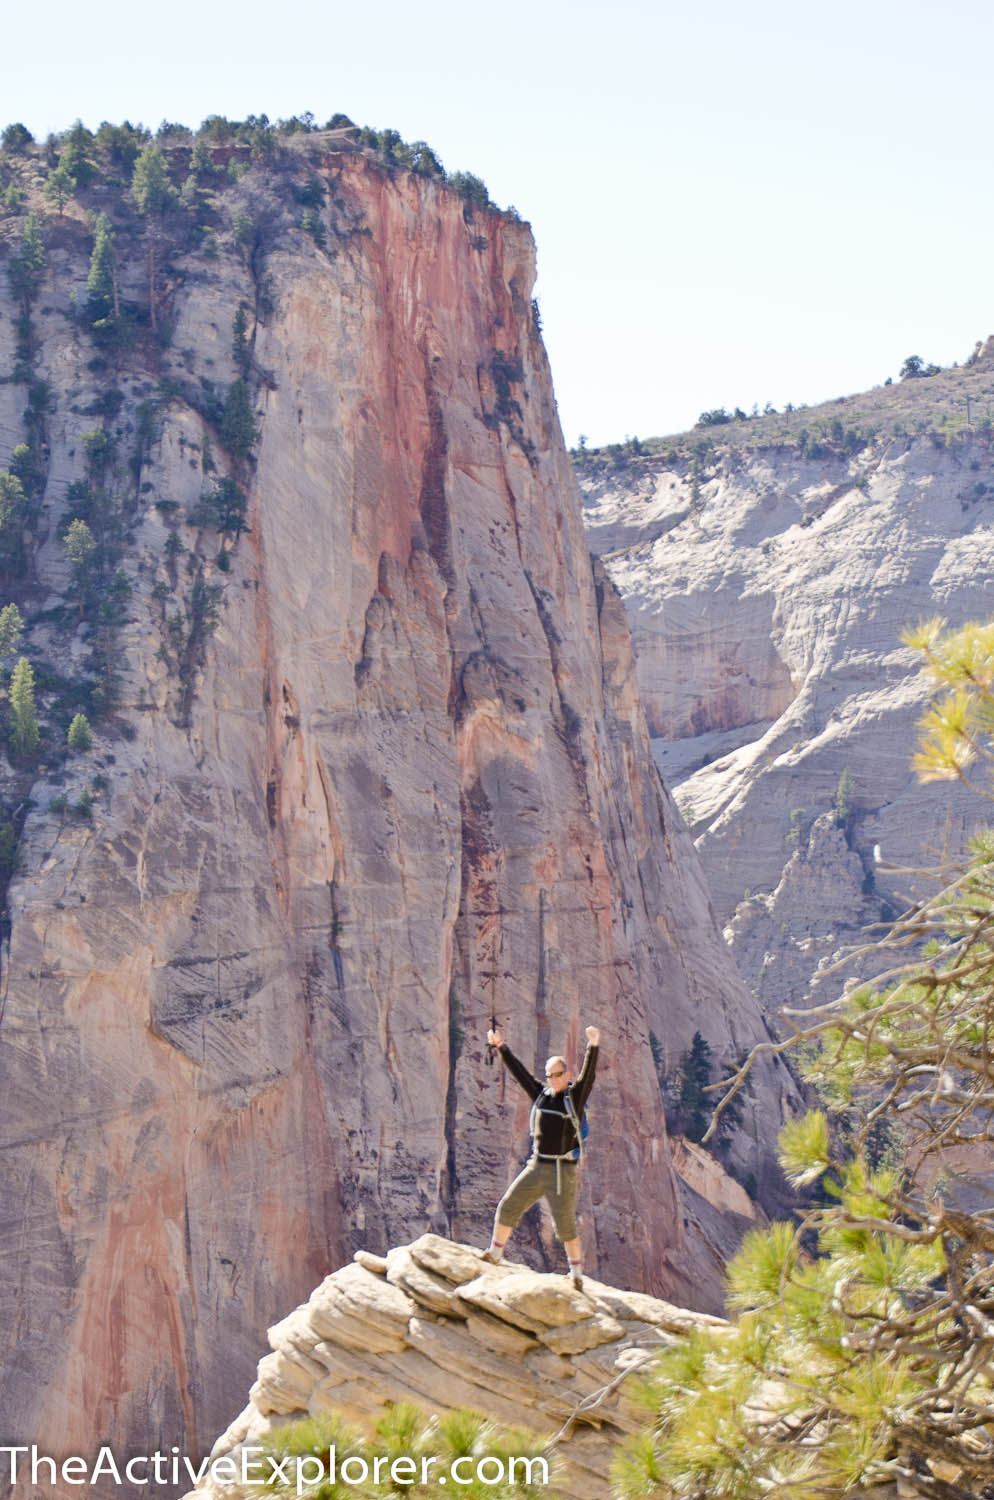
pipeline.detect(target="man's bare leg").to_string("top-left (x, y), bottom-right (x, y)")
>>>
top-left (564, 1236), bottom-right (583, 1288)
top-left (482, 1221), bottom-right (512, 1262)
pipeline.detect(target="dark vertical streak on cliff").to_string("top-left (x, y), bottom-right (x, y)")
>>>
top-left (180, 1190), bottom-right (201, 1461)
top-left (535, 888), bottom-right (549, 1062)
top-left (418, 361), bottom-right (453, 592)
top-left (523, 569), bottom-right (592, 812)
top-left (328, 878), bottom-right (344, 991)
top-left (440, 981), bottom-right (460, 1232)
top-left (447, 776), bottom-right (499, 1231)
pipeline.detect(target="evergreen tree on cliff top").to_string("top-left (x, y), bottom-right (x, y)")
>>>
top-left (616, 617), bottom-right (994, 1500)
top-left (131, 145), bottom-right (177, 333)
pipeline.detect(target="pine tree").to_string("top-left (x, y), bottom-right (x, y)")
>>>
top-left (618, 614), bottom-right (994, 1500)
top-left (676, 1032), bottom-right (712, 1142)
top-left (0, 473), bottom-right (26, 529)
top-left (448, 170), bottom-right (491, 208)
top-left (86, 212), bottom-right (119, 325)
top-left (0, 603), bottom-right (24, 657)
top-left (44, 157), bottom-right (77, 214)
top-left (0, 472), bottom-right (28, 580)
top-left (81, 427), bottom-right (113, 482)
top-left (63, 120), bottom-right (97, 185)
top-left (67, 713), bottom-right (92, 751)
top-left (257, 1401), bottom-right (560, 1498)
top-left (8, 656), bottom-right (39, 758)
top-left (410, 141), bottom-right (444, 177)
top-left (220, 378), bottom-right (257, 459)
top-left (63, 517), bottom-right (96, 570)
top-left (95, 120), bottom-right (144, 170)
top-left (1, 122), bottom-right (33, 153)
top-left (190, 135), bottom-right (214, 177)
top-left (131, 146), bottom-right (176, 331)
top-left (131, 145), bottom-right (174, 217)
top-left (190, 477), bottom-right (248, 535)
top-left (6, 214), bottom-right (45, 309)
top-left (833, 765), bottom-right (855, 827)
top-left (9, 443), bottom-right (39, 496)
top-left (63, 518), bottom-right (96, 615)
top-left (232, 304), bottom-right (250, 375)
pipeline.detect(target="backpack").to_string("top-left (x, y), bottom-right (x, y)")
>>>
top-left (567, 1096), bottom-right (590, 1161)
top-left (529, 1088), bottom-right (591, 1163)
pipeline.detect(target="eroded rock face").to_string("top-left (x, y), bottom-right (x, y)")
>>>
top-left (179, 1234), bottom-right (726, 1500)
top-left (580, 439), bottom-right (994, 1010)
top-left (0, 151), bottom-right (791, 1475)
top-left (724, 810), bottom-right (875, 1011)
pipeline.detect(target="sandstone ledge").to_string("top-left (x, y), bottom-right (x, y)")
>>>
top-left (182, 1234), bottom-right (723, 1499)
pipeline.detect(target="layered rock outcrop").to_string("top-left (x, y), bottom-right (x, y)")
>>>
top-left (182, 1233), bottom-right (911, 1500)
top-left (580, 428), bottom-right (994, 1010)
top-left (180, 1233), bottom-right (725, 1500)
top-left (0, 145), bottom-right (792, 1481)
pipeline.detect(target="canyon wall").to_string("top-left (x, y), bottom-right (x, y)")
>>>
top-left (580, 418), bottom-right (994, 1011)
top-left (0, 143), bottom-right (791, 1479)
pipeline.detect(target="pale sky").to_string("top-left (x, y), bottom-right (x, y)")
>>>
top-left (6, 0), bottom-right (993, 446)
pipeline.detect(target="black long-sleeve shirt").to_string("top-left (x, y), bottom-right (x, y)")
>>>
top-left (498, 1042), bottom-right (598, 1158)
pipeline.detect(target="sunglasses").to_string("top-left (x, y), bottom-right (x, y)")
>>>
top-left (545, 1069), bottom-right (566, 1079)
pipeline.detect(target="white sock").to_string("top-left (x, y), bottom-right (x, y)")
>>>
top-left (488, 1239), bottom-right (505, 1261)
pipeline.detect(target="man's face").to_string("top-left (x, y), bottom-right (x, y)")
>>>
top-left (545, 1061), bottom-right (570, 1094)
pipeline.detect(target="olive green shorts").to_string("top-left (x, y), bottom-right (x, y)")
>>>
top-left (496, 1157), bottom-right (579, 1241)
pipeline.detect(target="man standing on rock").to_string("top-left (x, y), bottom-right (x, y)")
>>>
top-left (481, 1025), bottom-right (600, 1289)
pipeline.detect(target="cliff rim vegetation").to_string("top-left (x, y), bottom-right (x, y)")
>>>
top-left (572, 333), bottom-right (994, 478)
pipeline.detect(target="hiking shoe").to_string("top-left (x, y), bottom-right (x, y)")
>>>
top-left (478, 1247), bottom-right (503, 1265)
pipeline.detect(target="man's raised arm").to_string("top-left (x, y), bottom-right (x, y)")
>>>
top-left (487, 1027), bottom-right (542, 1100)
top-left (573, 1025), bottom-right (600, 1112)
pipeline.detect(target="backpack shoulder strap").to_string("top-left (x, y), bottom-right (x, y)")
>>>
top-left (529, 1086), bottom-right (551, 1141)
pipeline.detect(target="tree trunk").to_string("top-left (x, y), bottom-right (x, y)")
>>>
top-left (147, 227), bottom-right (157, 333)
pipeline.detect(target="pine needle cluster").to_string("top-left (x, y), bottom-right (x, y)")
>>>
top-left (258, 1401), bottom-right (559, 1499)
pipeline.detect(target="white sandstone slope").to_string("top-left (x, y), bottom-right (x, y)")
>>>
top-left (579, 396), bottom-right (994, 1010)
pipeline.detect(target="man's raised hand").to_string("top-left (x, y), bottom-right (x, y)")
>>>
top-left (585, 1026), bottom-right (600, 1046)
top-left (488, 1028), bottom-right (503, 1048)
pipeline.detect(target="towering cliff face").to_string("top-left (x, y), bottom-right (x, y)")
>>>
top-left (0, 143), bottom-right (790, 1474)
top-left (579, 417), bottom-right (994, 1011)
